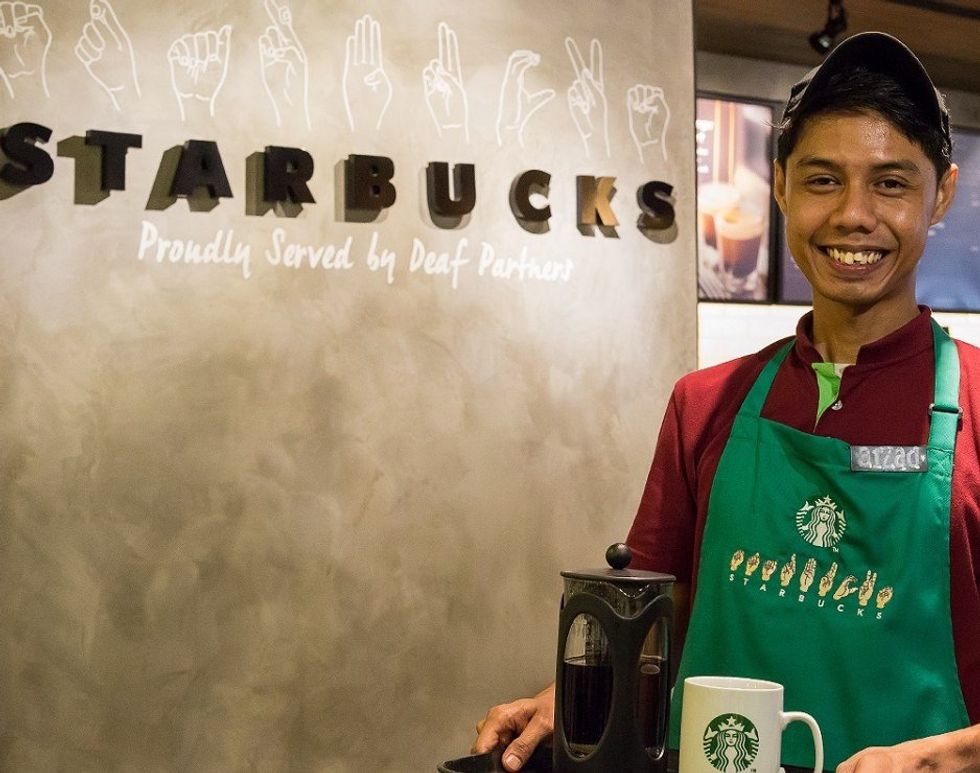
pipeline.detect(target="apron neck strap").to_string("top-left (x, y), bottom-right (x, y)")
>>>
top-left (737, 320), bottom-right (961, 452)
top-left (929, 318), bottom-right (961, 452)
top-left (737, 338), bottom-right (794, 419)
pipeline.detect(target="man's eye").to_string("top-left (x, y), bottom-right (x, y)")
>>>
top-left (806, 176), bottom-right (837, 187)
top-left (879, 178), bottom-right (908, 191)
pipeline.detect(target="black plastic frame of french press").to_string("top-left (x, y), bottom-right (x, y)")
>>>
top-left (553, 589), bottom-right (673, 773)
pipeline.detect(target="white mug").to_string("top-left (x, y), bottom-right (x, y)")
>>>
top-left (679, 676), bottom-right (823, 773)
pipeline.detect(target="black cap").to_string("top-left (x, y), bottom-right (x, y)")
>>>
top-left (783, 31), bottom-right (950, 147)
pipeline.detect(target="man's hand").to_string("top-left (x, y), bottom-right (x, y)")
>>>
top-left (472, 683), bottom-right (555, 771)
top-left (838, 744), bottom-right (925, 772)
top-left (837, 726), bottom-right (980, 772)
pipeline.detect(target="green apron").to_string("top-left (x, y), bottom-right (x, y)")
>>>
top-left (669, 320), bottom-right (970, 768)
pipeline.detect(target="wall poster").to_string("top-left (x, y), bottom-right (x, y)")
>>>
top-left (696, 95), bottom-right (775, 302)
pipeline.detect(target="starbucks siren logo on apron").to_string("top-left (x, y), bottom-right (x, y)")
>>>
top-left (795, 495), bottom-right (846, 549)
top-left (702, 714), bottom-right (759, 773)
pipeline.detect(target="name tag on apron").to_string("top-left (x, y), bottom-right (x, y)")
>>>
top-left (850, 445), bottom-right (928, 472)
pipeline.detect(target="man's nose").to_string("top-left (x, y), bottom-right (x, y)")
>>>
top-left (830, 184), bottom-right (878, 233)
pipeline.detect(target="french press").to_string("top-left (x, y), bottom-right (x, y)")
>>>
top-left (554, 544), bottom-right (674, 773)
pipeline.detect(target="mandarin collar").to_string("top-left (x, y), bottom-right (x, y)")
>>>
top-left (792, 306), bottom-right (934, 367)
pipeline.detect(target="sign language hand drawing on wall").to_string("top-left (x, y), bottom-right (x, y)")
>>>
top-left (565, 37), bottom-right (608, 159)
top-left (0, 1), bottom-right (51, 99)
top-left (75, 0), bottom-right (140, 112)
top-left (628, 84), bottom-right (670, 163)
top-left (342, 14), bottom-right (391, 132)
top-left (495, 49), bottom-right (555, 147)
top-left (422, 22), bottom-right (469, 142)
top-left (258, 0), bottom-right (310, 129)
top-left (167, 24), bottom-right (232, 121)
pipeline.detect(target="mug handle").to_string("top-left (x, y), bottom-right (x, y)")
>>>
top-left (779, 711), bottom-right (824, 773)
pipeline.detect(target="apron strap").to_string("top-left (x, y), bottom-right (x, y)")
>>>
top-left (929, 319), bottom-right (961, 453)
top-left (736, 338), bottom-right (795, 419)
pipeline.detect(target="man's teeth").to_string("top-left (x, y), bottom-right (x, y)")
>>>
top-left (827, 247), bottom-right (884, 265)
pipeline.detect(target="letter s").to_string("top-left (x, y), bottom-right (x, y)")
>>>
top-left (636, 180), bottom-right (675, 231)
top-left (1, 123), bottom-right (54, 186)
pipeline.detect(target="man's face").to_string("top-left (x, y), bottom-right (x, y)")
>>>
top-left (774, 110), bottom-right (957, 315)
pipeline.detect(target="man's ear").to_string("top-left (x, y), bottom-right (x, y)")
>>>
top-left (931, 163), bottom-right (958, 226)
top-left (773, 158), bottom-right (788, 216)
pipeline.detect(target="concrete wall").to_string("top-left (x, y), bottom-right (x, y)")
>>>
top-left (0, 2), bottom-right (697, 770)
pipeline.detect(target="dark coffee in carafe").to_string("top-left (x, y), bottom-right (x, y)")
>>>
top-left (554, 544), bottom-right (674, 773)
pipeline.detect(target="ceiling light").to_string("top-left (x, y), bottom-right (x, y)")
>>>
top-left (809, 0), bottom-right (848, 54)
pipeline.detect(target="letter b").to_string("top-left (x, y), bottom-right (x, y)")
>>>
top-left (346, 154), bottom-right (396, 212)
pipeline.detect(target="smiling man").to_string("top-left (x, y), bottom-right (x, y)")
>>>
top-left (474, 32), bottom-right (980, 772)
top-left (774, 36), bottom-right (957, 361)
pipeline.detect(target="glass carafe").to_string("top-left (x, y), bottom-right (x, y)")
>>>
top-left (554, 544), bottom-right (674, 773)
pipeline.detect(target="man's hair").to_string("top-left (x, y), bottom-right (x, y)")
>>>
top-left (776, 66), bottom-right (952, 180)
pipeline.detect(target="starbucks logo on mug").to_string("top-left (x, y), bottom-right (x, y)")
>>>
top-left (702, 714), bottom-right (760, 773)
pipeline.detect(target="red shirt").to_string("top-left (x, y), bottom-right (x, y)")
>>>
top-left (627, 308), bottom-right (980, 723)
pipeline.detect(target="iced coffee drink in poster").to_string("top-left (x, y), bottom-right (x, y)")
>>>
top-left (716, 205), bottom-right (765, 292)
top-left (697, 182), bottom-right (739, 249)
